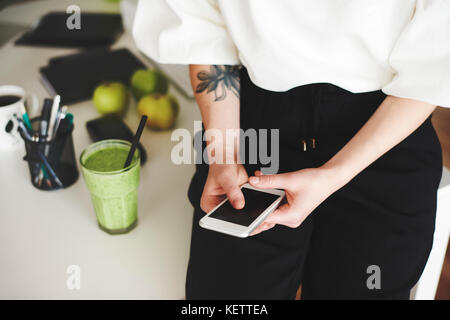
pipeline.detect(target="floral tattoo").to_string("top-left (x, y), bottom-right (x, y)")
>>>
top-left (195, 65), bottom-right (241, 101)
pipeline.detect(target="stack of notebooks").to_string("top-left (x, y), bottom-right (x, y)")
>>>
top-left (40, 48), bottom-right (146, 105)
top-left (17, 11), bottom-right (147, 105)
top-left (15, 12), bottom-right (123, 48)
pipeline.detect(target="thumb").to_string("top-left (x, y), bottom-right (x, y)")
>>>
top-left (221, 179), bottom-right (245, 209)
top-left (249, 172), bottom-right (291, 189)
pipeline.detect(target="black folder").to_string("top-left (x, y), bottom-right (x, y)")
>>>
top-left (15, 12), bottom-right (123, 48)
top-left (40, 48), bottom-right (146, 105)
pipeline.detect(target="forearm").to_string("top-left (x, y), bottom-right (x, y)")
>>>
top-left (189, 64), bottom-right (241, 161)
top-left (322, 95), bottom-right (437, 189)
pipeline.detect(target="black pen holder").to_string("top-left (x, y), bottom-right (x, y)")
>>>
top-left (20, 117), bottom-right (79, 191)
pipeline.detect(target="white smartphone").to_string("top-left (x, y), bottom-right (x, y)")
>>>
top-left (199, 183), bottom-right (285, 238)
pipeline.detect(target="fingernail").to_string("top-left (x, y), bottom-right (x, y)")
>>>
top-left (236, 200), bottom-right (244, 208)
top-left (250, 176), bottom-right (259, 184)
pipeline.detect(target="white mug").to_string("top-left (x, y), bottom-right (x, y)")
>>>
top-left (0, 85), bottom-right (39, 150)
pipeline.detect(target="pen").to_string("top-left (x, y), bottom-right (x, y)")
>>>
top-left (47, 95), bottom-right (61, 141)
top-left (16, 119), bottom-right (33, 141)
top-left (13, 114), bottom-right (35, 139)
top-left (38, 150), bottom-right (63, 188)
top-left (52, 105), bottom-right (67, 139)
top-left (19, 104), bottom-right (32, 132)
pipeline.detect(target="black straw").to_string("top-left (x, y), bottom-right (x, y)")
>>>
top-left (124, 115), bottom-right (147, 168)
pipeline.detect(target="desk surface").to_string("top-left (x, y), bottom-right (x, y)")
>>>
top-left (0, 0), bottom-right (200, 299)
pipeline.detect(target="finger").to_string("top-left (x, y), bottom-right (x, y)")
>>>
top-left (200, 193), bottom-right (225, 213)
top-left (249, 172), bottom-right (291, 189)
top-left (263, 203), bottom-right (293, 225)
top-left (220, 179), bottom-right (245, 209)
top-left (254, 170), bottom-right (263, 177)
top-left (250, 223), bottom-right (275, 236)
top-left (252, 223), bottom-right (274, 235)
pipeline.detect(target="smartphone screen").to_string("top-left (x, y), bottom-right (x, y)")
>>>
top-left (209, 188), bottom-right (280, 227)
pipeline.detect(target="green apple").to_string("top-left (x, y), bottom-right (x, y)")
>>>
top-left (137, 94), bottom-right (179, 130)
top-left (131, 69), bottom-right (169, 100)
top-left (93, 82), bottom-right (128, 116)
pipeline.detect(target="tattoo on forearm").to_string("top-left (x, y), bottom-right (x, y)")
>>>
top-left (195, 65), bottom-right (241, 101)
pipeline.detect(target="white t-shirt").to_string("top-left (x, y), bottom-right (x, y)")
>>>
top-left (133, 0), bottom-right (450, 108)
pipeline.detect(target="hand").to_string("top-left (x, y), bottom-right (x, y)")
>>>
top-left (248, 168), bottom-right (341, 236)
top-left (200, 163), bottom-right (249, 213)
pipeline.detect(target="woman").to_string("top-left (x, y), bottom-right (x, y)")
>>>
top-left (133, 0), bottom-right (449, 299)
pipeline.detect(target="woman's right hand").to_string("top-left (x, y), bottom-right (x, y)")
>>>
top-left (200, 163), bottom-right (249, 213)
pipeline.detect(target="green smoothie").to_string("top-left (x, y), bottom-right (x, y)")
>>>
top-left (80, 139), bottom-right (140, 234)
top-left (84, 147), bottom-right (131, 172)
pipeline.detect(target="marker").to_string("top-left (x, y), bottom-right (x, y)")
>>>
top-left (53, 115), bottom-right (71, 138)
top-left (39, 99), bottom-right (53, 141)
top-left (65, 113), bottom-right (74, 130)
top-left (38, 99), bottom-right (53, 186)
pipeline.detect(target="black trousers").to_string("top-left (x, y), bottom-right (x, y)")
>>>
top-left (185, 68), bottom-right (442, 299)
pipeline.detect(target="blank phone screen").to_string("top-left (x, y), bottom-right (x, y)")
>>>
top-left (209, 188), bottom-right (280, 227)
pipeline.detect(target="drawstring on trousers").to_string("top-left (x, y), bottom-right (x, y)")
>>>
top-left (300, 87), bottom-right (319, 152)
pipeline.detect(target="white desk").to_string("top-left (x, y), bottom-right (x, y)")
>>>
top-left (0, 0), bottom-right (200, 299)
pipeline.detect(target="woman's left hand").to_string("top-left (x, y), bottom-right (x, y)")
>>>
top-left (248, 168), bottom-right (342, 236)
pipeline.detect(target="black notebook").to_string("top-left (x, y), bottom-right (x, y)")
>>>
top-left (40, 48), bottom-right (146, 105)
top-left (15, 12), bottom-right (123, 48)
